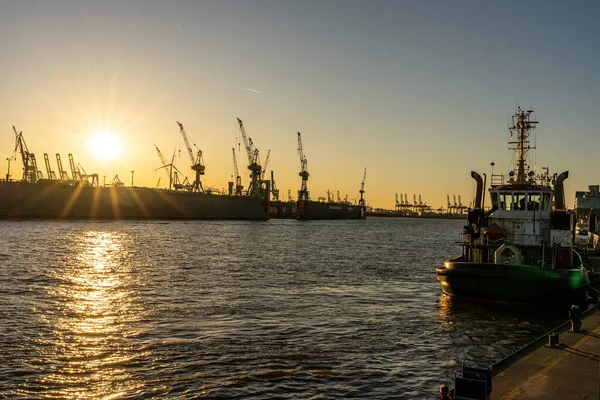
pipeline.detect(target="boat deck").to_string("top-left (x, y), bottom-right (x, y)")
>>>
top-left (491, 307), bottom-right (600, 399)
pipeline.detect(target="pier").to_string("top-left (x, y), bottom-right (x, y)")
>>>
top-left (491, 306), bottom-right (599, 399)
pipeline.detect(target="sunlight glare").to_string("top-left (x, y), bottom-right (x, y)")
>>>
top-left (88, 132), bottom-right (122, 161)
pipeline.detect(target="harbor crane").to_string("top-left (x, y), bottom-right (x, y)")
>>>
top-left (56, 154), bottom-right (70, 181)
top-left (43, 153), bottom-right (58, 180)
top-left (261, 149), bottom-right (270, 180)
top-left (231, 147), bottom-right (243, 196)
top-left (297, 132), bottom-right (309, 201)
top-left (358, 167), bottom-right (367, 207)
top-left (68, 154), bottom-right (82, 181)
top-left (155, 147), bottom-right (188, 190)
top-left (77, 163), bottom-right (99, 187)
top-left (176, 121), bottom-right (205, 192)
top-left (13, 126), bottom-right (40, 182)
top-left (236, 118), bottom-right (263, 198)
top-left (270, 170), bottom-right (280, 201)
top-left (154, 144), bottom-right (173, 185)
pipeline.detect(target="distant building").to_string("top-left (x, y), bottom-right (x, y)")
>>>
top-left (574, 185), bottom-right (600, 223)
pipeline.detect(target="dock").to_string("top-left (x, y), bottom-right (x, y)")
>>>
top-left (491, 307), bottom-right (600, 399)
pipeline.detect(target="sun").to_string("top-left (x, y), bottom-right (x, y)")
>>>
top-left (88, 132), bottom-right (122, 161)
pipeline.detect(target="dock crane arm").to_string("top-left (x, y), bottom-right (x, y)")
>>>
top-left (262, 149), bottom-right (270, 179)
top-left (154, 144), bottom-right (169, 167)
top-left (232, 148), bottom-right (240, 183)
top-left (297, 132), bottom-right (310, 201)
top-left (358, 167), bottom-right (367, 206)
top-left (177, 121), bottom-right (197, 167)
top-left (237, 118), bottom-right (254, 165)
top-left (176, 121), bottom-right (205, 192)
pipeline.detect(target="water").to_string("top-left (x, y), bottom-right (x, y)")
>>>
top-left (0, 218), bottom-right (564, 398)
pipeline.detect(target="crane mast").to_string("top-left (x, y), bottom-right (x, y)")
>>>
top-left (232, 147), bottom-right (243, 196)
top-left (176, 121), bottom-right (205, 192)
top-left (297, 132), bottom-right (309, 201)
top-left (43, 153), bottom-right (58, 180)
top-left (271, 170), bottom-right (280, 201)
top-left (68, 154), bottom-right (82, 181)
top-left (358, 167), bottom-right (367, 207)
top-left (56, 154), bottom-right (69, 180)
top-left (236, 118), bottom-right (263, 198)
top-left (13, 126), bottom-right (39, 183)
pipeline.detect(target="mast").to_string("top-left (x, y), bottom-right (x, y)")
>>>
top-left (297, 132), bottom-right (309, 201)
top-left (509, 107), bottom-right (538, 185)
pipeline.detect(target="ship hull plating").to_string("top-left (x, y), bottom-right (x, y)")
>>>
top-left (436, 261), bottom-right (588, 306)
top-left (296, 200), bottom-right (365, 220)
top-left (0, 181), bottom-right (269, 220)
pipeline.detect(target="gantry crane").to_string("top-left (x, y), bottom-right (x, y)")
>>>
top-left (358, 167), bottom-right (367, 207)
top-left (232, 147), bottom-right (243, 196)
top-left (56, 154), bottom-right (70, 181)
top-left (44, 153), bottom-right (58, 180)
top-left (77, 163), bottom-right (99, 187)
top-left (13, 126), bottom-right (40, 182)
top-left (68, 154), bottom-right (82, 181)
top-left (297, 132), bottom-right (309, 201)
top-left (236, 118), bottom-right (262, 198)
top-left (176, 121), bottom-right (205, 192)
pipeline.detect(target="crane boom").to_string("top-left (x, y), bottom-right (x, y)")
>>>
top-left (235, 118), bottom-right (263, 197)
top-left (237, 117), bottom-right (253, 165)
top-left (13, 126), bottom-right (39, 182)
top-left (358, 167), bottom-right (367, 207)
top-left (44, 153), bottom-right (58, 180)
top-left (154, 144), bottom-right (173, 185)
top-left (56, 154), bottom-right (69, 180)
top-left (177, 121), bottom-right (196, 166)
top-left (176, 121), bottom-right (205, 192)
top-left (154, 144), bottom-right (169, 167)
top-left (68, 154), bottom-right (82, 181)
top-left (262, 149), bottom-right (270, 179)
top-left (297, 132), bottom-right (309, 201)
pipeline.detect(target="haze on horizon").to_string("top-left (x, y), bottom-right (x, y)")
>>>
top-left (1, 0), bottom-right (598, 209)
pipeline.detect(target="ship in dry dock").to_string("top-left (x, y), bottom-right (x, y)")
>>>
top-left (295, 132), bottom-right (366, 220)
top-left (0, 121), bottom-right (270, 220)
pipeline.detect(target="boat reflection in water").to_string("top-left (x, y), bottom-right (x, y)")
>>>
top-left (30, 231), bottom-right (147, 398)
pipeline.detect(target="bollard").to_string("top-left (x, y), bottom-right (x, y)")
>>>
top-left (548, 332), bottom-right (559, 347)
top-left (569, 303), bottom-right (582, 333)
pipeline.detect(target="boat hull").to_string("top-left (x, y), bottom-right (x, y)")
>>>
top-left (296, 200), bottom-right (365, 220)
top-left (0, 181), bottom-right (269, 220)
top-left (436, 261), bottom-right (589, 306)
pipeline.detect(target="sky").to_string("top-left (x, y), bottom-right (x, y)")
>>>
top-left (1, 0), bottom-right (598, 209)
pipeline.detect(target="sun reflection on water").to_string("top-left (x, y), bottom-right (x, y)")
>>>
top-left (29, 231), bottom-right (148, 398)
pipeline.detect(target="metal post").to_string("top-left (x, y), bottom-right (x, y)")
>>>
top-left (130, 170), bottom-right (135, 187)
top-left (6, 157), bottom-right (12, 181)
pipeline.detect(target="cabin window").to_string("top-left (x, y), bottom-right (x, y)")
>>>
top-left (500, 193), bottom-right (513, 210)
top-left (490, 192), bottom-right (498, 208)
top-left (542, 193), bottom-right (551, 211)
top-left (527, 193), bottom-right (541, 210)
top-left (514, 193), bottom-right (526, 210)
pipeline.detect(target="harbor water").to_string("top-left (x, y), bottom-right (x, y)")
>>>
top-left (0, 218), bottom-right (565, 398)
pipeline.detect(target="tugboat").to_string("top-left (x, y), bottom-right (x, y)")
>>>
top-left (436, 107), bottom-right (590, 306)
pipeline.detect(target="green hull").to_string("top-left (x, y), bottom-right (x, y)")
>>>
top-left (436, 261), bottom-right (589, 306)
